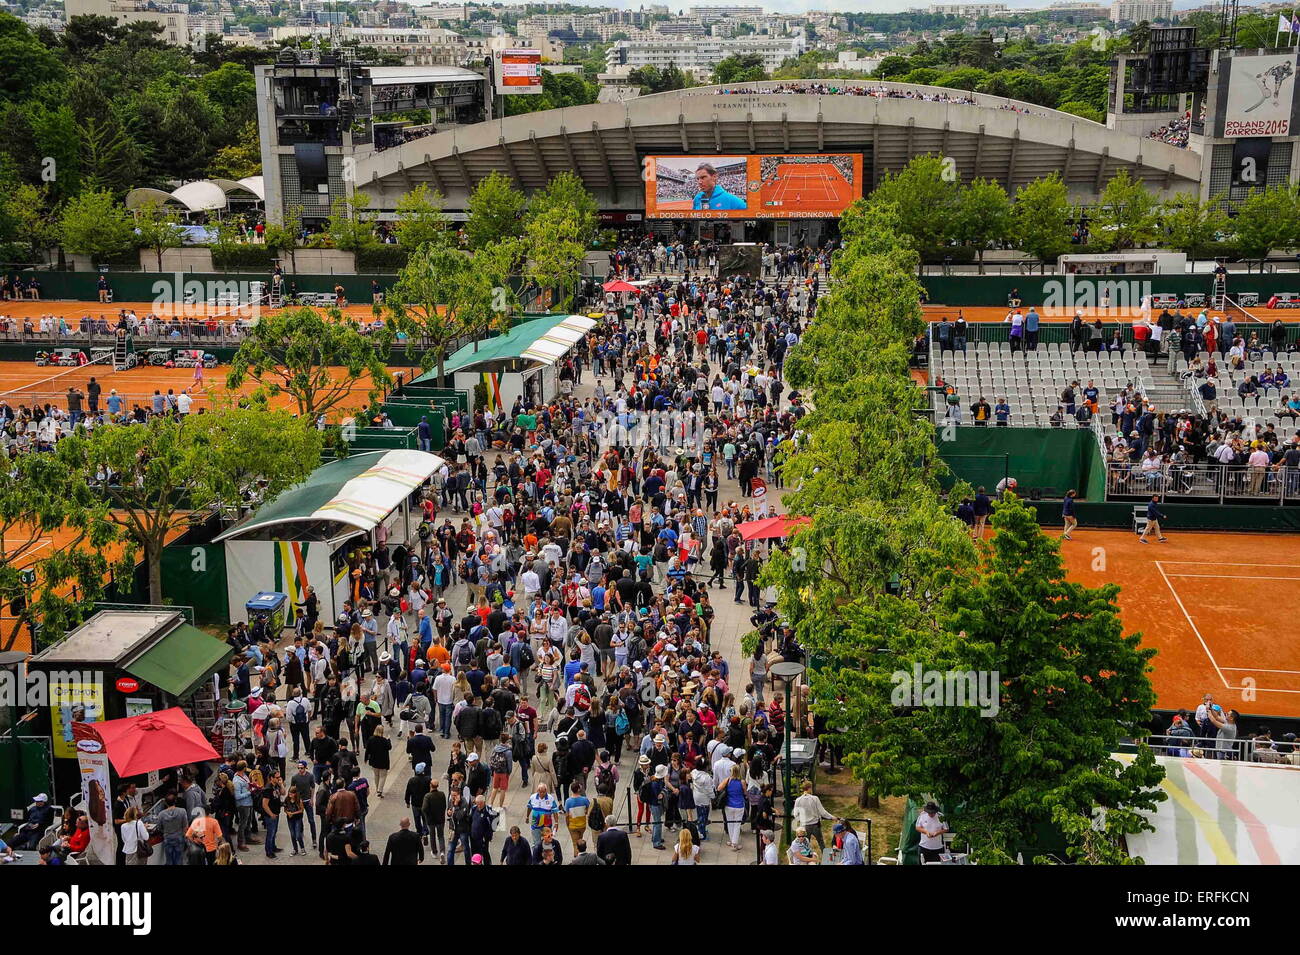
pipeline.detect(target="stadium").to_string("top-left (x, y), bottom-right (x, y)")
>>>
top-left (4, 15), bottom-right (1300, 888)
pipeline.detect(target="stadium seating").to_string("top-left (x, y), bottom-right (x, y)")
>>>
top-left (931, 342), bottom-right (1160, 426)
top-left (1173, 352), bottom-right (1300, 443)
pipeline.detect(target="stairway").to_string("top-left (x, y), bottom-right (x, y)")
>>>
top-left (1139, 350), bottom-right (1195, 412)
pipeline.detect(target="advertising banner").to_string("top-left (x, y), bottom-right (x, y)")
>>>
top-left (1223, 53), bottom-right (1298, 137)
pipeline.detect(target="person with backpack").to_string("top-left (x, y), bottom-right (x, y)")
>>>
top-left (454, 694), bottom-right (482, 758)
top-left (508, 710), bottom-right (533, 788)
top-left (488, 733), bottom-right (513, 808)
top-left (445, 790), bottom-right (472, 865)
top-left (593, 750), bottom-right (619, 802)
top-left (287, 691), bottom-right (311, 761)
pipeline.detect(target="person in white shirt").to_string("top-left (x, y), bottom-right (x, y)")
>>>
top-left (916, 801), bottom-right (948, 863)
top-left (791, 780), bottom-right (835, 855)
top-left (176, 390), bottom-right (192, 415)
top-left (761, 830), bottom-right (778, 865)
top-left (671, 829), bottom-right (700, 865)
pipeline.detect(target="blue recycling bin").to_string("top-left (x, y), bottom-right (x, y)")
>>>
top-left (245, 591), bottom-right (289, 635)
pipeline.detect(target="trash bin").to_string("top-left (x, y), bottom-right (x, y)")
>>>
top-left (245, 591), bottom-right (288, 637)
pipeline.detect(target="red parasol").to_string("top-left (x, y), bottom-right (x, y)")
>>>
top-left (602, 279), bottom-right (639, 293)
top-left (91, 707), bottom-right (219, 778)
top-left (737, 515), bottom-right (811, 542)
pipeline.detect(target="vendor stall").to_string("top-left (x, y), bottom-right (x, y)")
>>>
top-left (215, 449), bottom-right (445, 628)
top-left (408, 314), bottom-right (598, 414)
top-left (25, 610), bottom-right (232, 803)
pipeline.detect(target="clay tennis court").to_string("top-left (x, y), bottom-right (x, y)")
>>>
top-left (0, 359), bottom-right (385, 414)
top-left (0, 298), bottom-right (380, 323)
top-left (1053, 528), bottom-right (1300, 719)
top-left (759, 161), bottom-right (854, 212)
top-left (2, 522), bottom-right (190, 654)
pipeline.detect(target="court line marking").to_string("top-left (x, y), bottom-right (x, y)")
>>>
top-left (1154, 560), bottom-right (1229, 691)
top-left (1155, 561), bottom-right (1300, 567)
top-left (1164, 573), bottom-right (1300, 580)
top-left (1157, 559), bottom-right (1300, 695)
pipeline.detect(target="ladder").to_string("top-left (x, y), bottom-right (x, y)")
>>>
top-left (1212, 276), bottom-right (1226, 311)
top-left (112, 336), bottom-right (130, 371)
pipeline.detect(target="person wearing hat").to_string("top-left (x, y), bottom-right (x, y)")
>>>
top-left (11, 793), bottom-right (53, 849)
top-left (916, 801), bottom-right (948, 863)
top-left (645, 763), bottom-right (669, 849)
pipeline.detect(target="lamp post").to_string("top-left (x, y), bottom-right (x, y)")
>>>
top-left (770, 660), bottom-right (806, 846)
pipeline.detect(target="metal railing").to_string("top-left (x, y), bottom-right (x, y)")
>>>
top-left (1133, 733), bottom-right (1300, 765)
top-left (1103, 461), bottom-right (1300, 504)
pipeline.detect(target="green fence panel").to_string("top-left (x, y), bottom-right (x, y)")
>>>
top-left (349, 426), bottom-right (417, 452)
top-left (938, 427), bottom-right (1095, 498)
top-left (921, 273), bottom-right (1293, 309)
top-left (0, 735), bottom-right (53, 831)
top-left (158, 545), bottom-right (229, 626)
top-left (381, 402), bottom-right (446, 444)
top-left (400, 384), bottom-right (469, 415)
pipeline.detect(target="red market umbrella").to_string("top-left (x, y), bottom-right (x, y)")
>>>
top-left (91, 707), bottom-right (219, 778)
top-left (602, 279), bottom-right (639, 293)
top-left (737, 515), bottom-right (811, 542)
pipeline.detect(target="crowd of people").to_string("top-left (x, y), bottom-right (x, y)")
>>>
top-left (1147, 115), bottom-right (1190, 149)
top-left (605, 238), bottom-right (831, 283)
top-left (14, 239), bottom-right (866, 866)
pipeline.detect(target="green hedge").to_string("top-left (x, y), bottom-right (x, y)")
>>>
top-left (211, 244), bottom-right (276, 270)
top-left (355, 246), bottom-right (410, 271)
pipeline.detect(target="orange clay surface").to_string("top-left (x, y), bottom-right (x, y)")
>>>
top-left (1044, 527), bottom-right (1300, 719)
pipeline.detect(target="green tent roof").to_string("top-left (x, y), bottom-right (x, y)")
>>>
top-left (123, 623), bottom-right (233, 701)
top-left (215, 450), bottom-right (444, 542)
top-left (412, 314), bottom-right (597, 380)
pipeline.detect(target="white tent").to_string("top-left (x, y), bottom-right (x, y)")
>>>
top-left (1118, 753), bottom-right (1300, 865)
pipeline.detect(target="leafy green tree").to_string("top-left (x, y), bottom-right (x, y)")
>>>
top-left (226, 308), bottom-right (392, 419)
top-left (58, 188), bottom-right (136, 261)
top-left (57, 408), bottom-right (322, 604)
top-left (386, 243), bottom-right (508, 384)
top-left (1056, 100), bottom-right (1104, 123)
top-left (1012, 173), bottom-right (1073, 271)
top-left (465, 171), bottom-right (526, 250)
top-left (867, 155), bottom-right (959, 263)
top-left (712, 53), bottom-right (767, 85)
top-left (527, 171), bottom-right (599, 249)
top-left (0, 448), bottom-right (130, 652)
top-left (3, 182), bottom-right (53, 262)
top-left (0, 13), bottom-right (65, 102)
top-left (263, 204), bottom-right (302, 271)
top-left (1162, 193), bottom-right (1226, 268)
top-left (393, 183), bottom-right (449, 252)
top-left (208, 120), bottom-right (262, 179)
top-left (133, 198), bottom-right (186, 271)
top-left (325, 193), bottom-right (377, 252)
top-left (524, 206), bottom-right (587, 312)
top-left (627, 63), bottom-right (690, 94)
top-left (1092, 169), bottom-right (1160, 251)
top-left (953, 178), bottom-right (1012, 273)
top-left (1233, 185), bottom-right (1298, 272)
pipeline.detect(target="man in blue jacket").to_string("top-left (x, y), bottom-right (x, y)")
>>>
top-left (1139, 495), bottom-right (1168, 543)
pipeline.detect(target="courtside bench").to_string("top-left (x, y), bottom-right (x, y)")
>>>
top-left (1267, 292), bottom-right (1300, 309)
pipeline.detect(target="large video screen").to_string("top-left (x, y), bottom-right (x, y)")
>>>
top-left (644, 154), bottom-right (864, 219)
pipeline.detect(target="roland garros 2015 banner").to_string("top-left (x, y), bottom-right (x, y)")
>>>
top-left (1223, 52), bottom-right (1298, 138)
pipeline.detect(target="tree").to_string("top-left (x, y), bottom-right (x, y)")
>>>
top-left (953, 178), bottom-right (1012, 273)
top-left (263, 204), bottom-right (302, 272)
top-left (627, 63), bottom-right (691, 94)
top-left (527, 171), bottom-right (599, 249)
top-left (226, 308), bottom-right (393, 419)
top-left (0, 448), bottom-right (130, 652)
top-left (3, 182), bottom-right (53, 262)
top-left (712, 53), bottom-right (767, 85)
top-left (1162, 193), bottom-right (1226, 268)
top-left (57, 188), bottom-right (135, 261)
top-left (385, 243), bottom-right (506, 385)
top-left (57, 408), bottom-right (322, 604)
top-left (324, 193), bottom-right (377, 252)
top-left (208, 120), bottom-right (262, 179)
top-left (1012, 173), bottom-right (1073, 271)
top-left (133, 197), bottom-right (185, 271)
top-left (1092, 169), bottom-right (1160, 251)
top-left (393, 183), bottom-right (449, 252)
top-left (867, 155), bottom-right (959, 263)
top-left (1233, 185), bottom-right (1298, 272)
top-left (465, 171), bottom-right (526, 250)
top-left (524, 206), bottom-right (587, 312)
top-left (1056, 100), bottom-right (1104, 123)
